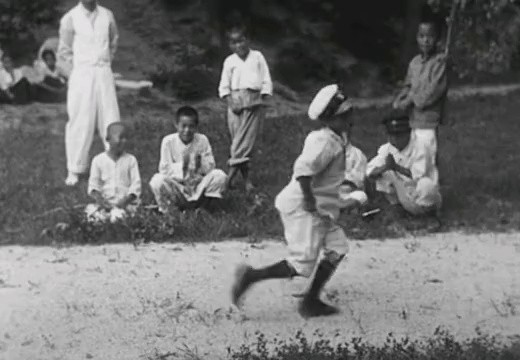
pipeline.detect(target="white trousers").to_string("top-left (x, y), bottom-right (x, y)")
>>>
top-left (377, 172), bottom-right (442, 215)
top-left (280, 209), bottom-right (349, 278)
top-left (66, 66), bottom-right (120, 173)
top-left (412, 128), bottom-right (437, 159)
top-left (149, 169), bottom-right (227, 211)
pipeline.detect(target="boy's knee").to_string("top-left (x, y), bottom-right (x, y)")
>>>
top-left (149, 173), bottom-right (166, 191)
top-left (209, 169), bottom-right (227, 184)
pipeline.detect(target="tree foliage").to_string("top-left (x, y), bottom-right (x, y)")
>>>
top-left (0, 0), bottom-right (60, 57)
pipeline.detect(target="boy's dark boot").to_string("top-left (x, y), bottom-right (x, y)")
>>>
top-left (298, 257), bottom-right (343, 318)
top-left (232, 260), bottom-right (297, 306)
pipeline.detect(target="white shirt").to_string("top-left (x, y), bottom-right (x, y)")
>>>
top-left (366, 137), bottom-right (439, 186)
top-left (0, 68), bottom-right (24, 91)
top-left (88, 152), bottom-right (141, 206)
top-left (158, 133), bottom-right (216, 180)
top-left (344, 143), bottom-right (368, 189)
top-left (218, 49), bottom-right (273, 98)
top-left (275, 127), bottom-right (346, 219)
top-left (58, 3), bottom-right (119, 73)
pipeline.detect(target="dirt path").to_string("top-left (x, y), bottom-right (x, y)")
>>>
top-left (1, 233), bottom-right (519, 359)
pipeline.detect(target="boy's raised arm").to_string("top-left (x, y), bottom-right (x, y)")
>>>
top-left (158, 138), bottom-right (183, 180)
top-left (200, 136), bottom-right (216, 175)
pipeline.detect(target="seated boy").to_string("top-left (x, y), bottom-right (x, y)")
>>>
top-left (149, 106), bottom-right (227, 212)
top-left (366, 110), bottom-right (441, 216)
top-left (86, 122), bottom-right (142, 223)
top-left (33, 49), bottom-right (67, 103)
top-left (0, 53), bottom-right (32, 105)
top-left (340, 124), bottom-right (368, 213)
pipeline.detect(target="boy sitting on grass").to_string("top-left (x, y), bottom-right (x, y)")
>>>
top-left (149, 106), bottom-right (227, 213)
top-left (0, 53), bottom-right (32, 105)
top-left (340, 122), bottom-right (368, 213)
top-left (33, 49), bottom-right (67, 103)
top-left (366, 110), bottom-right (441, 217)
top-left (232, 84), bottom-right (354, 318)
top-left (86, 122), bottom-right (142, 223)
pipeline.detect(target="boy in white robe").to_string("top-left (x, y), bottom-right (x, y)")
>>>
top-left (366, 110), bottom-right (441, 216)
top-left (231, 84), bottom-right (354, 318)
top-left (218, 25), bottom-right (273, 193)
top-left (149, 106), bottom-right (227, 213)
top-left (86, 122), bottom-right (141, 223)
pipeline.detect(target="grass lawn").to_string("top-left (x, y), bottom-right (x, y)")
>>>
top-left (1, 91), bottom-right (520, 245)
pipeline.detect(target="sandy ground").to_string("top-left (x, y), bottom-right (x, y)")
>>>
top-left (1, 233), bottom-right (520, 360)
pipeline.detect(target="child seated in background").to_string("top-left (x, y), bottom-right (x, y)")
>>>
top-left (149, 106), bottom-right (227, 213)
top-left (340, 122), bottom-right (368, 213)
top-left (0, 53), bottom-right (32, 104)
top-left (86, 122), bottom-right (142, 223)
top-left (366, 110), bottom-right (441, 216)
top-left (33, 49), bottom-right (67, 103)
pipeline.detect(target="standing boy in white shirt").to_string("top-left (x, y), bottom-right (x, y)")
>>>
top-left (366, 110), bottom-right (441, 216)
top-left (87, 122), bottom-right (141, 223)
top-left (58, 0), bottom-right (121, 186)
top-left (231, 84), bottom-right (353, 318)
top-left (218, 25), bottom-right (272, 193)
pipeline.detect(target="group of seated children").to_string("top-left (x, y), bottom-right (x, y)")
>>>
top-left (84, 14), bottom-right (445, 224)
top-left (86, 106), bottom-right (227, 223)
top-left (85, 103), bottom-right (442, 225)
top-left (0, 48), bottom-right (66, 105)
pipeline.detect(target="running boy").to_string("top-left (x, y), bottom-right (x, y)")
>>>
top-left (231, 84), bottom-right (353, 318)
top-left (149, 106), bottom-right (227, 213)
top-left (393, 14), bottom-right (447, 162)
top-left (86, 122), bottom-right (141, 223)
top-left (366, 110), bottom-right (441, 216)
top-left (218, 25), bottom-right (273, 193)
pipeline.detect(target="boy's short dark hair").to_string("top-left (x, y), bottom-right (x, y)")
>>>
top-left (176, 106), bottom-right (199, 124)
top-left (106, 122), bottom-right (127, 138)
top-left (226, 24), bottom-right (248, 39)
top-left (419, 8), bottom-right (444, 39)
top-left (41, 49), bottom-right (56, 60)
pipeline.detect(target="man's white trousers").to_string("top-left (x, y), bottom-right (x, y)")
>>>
top-left (65, 66), bottom-right (120, 174)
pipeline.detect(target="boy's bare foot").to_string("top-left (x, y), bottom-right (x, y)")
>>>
top-left (65, 172), bottom-right (79, 186)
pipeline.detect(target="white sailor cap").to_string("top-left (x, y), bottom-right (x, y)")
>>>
top-left (308, 84), bottom-right (353, 121)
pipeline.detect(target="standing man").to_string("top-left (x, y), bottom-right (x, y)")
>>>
top-left (58, 0), bottom-right (120, 186)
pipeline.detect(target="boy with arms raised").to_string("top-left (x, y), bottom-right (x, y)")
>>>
top-left (366, 110), bottom-right (441, 216)
top-left (231, 84), bottom-right (353, 318)
top-left (149, 106), bottom-right (227, 212)
top-left (87, 122), bottom-right (141, 223)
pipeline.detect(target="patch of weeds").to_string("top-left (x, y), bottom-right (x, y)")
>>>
top-left (225, 328), bottom-right (520, 360)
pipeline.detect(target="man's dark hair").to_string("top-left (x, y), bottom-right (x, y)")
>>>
top-left (176, 106), bottom-right (199, 124)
